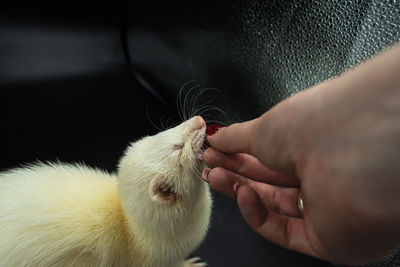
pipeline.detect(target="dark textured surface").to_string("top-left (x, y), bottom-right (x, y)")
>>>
top-left (127, 0), bottom-right (400, 124)
top-left (1, 1), bottom-right (400, 266)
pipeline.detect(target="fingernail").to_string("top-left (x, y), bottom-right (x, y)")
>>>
top-left (197, 153), bottom-right (203, 161)
top-left (201, 168), bottom-right (211, 183)
top-left (206, 124), bottom-right (223, 136)
top-left (233, 182), bottom-right (240, 199)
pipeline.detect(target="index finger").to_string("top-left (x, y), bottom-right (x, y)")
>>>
top-left (202, 147), bottom-right (299, 186)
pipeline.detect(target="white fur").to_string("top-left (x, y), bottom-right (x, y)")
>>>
top-left (0, 116), bottom-right (212, 267)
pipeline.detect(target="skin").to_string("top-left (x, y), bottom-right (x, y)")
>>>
top-left (200, 44), bottom-right (400, 265)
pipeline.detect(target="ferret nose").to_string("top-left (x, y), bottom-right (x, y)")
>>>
top-left (192, 116), bottom-right (206, 130)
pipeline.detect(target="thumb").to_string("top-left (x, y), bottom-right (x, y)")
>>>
top-left (207, 118), bottom-right (259, 156)
top-left (207, 106), bottom-right (298, 176)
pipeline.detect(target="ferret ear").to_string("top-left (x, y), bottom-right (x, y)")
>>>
top-left (151, 178), bottom-right (176, 204)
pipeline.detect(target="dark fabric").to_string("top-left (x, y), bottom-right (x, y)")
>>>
top-left (1, 1), bottom-right (399, 266)
top-left (336, 246), bottom-right (400, 267)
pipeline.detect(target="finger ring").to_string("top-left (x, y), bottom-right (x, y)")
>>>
top-left (297, 193), bottom-right (304, 217)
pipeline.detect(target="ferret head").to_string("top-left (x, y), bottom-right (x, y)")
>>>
top-left (117, 116), bottom-right (209, 229)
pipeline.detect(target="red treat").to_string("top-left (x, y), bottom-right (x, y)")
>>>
top-left (206, 124), bottom-right (223, 136)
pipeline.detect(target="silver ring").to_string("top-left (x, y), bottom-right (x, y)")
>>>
top-left (297, 194), bottom-right (304, 217)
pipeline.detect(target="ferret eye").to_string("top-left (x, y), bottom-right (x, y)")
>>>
top-left (173, 144), bottom-right (184, 150)
top-left (153, 182), bottom-right (176, 203)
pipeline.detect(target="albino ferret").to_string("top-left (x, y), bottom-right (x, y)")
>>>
top-left (0, 116), bottom-right (212, 267)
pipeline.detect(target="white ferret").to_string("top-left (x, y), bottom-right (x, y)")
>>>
top-left (0, 116), bottom-right (212, 267)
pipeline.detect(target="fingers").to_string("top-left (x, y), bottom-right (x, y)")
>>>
top-left (203, 167), bottom-right (237, 199)
top-left (204, 167), bottom-right (302, 218)
top-left (235, 184), bottom-right (327, 260)
top-left (206, 118), bottom-right (259, 155)
top-left (202, 147), bottom-right (299, 187)
top-left (205, 167), bottom-right (329, 259)
top-left (206, 105), bottom-right (299, 176)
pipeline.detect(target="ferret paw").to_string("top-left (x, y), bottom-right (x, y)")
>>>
top-left (183, 257), bottom-right (207, 267)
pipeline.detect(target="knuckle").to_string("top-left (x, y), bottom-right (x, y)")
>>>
top-left (272, 189), bottom-right (281, 213)
top-left (234, 154), bottom-right (247, 174)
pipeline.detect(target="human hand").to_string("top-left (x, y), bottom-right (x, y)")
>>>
top-left (200, 44), bottom-right (400, 265)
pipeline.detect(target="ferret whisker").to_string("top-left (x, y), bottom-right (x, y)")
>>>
top-left (163, 114), bottom-right (175, 130)
top-left (165, 115), bottom-right (177, 130)
top-left (176, 89), bottom-right (182, 121)
top-left (201, 113), bottom-right (215, 121)
top-left (192, 87), bottom-right (222, 116)
top-left (192, 87), bottom-right (221, 104)
top-left (188, 88), bottom-right (216, 117)
top-left (146, 104), bottom-right (162, 132)
top-left (169, 122), bottom-right (180, 129)
top-left (198, 110), bottom-right (226, 123)
top-left (203, 116), bottom-right (216, 123)
top-left (194, 106), bottom-right (224, 116)
top-left (190, 95), bottom-right (217, 117)
top-left (204, 119), bottom-right (228, 127)
top-left (193, 170), bottom-right (202, 177)
top-left (212, 210), bottom-right (224, 223)
top-left (159, 114), bottom-right (167, 131)
top-left (177, 80), bottom-right (196, 121)
top-left (202, 108), bottom-right (227, 123)
top-left (190, 100), bottom-right (214, 116)
top-left (187, 88), bottom-right (201, 118)
top-left (202, 106), bottom-right (226, 116)
top-left (197, 88), bottom-right (221, 102)
top-left (181, 83), bottom-right (196, 120)
top-left (191, 104), bottom-right (214, 114)
top-left (183, 84), bottom-right (201, 120)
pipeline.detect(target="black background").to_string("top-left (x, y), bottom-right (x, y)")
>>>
top-left (2, 0), bottom-right (399, 266)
